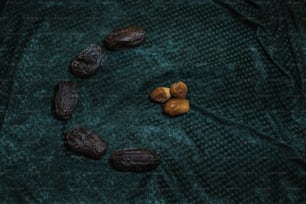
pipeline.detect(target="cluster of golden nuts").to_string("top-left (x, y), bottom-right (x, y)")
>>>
top-left (149, 81), bottom-right (190, 116)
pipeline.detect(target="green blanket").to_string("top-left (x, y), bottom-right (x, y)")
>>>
top-left (1, 0), bottom-right (305, 203)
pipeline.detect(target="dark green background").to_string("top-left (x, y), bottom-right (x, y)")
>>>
top-left (1, 0), bottom-right (306, 203)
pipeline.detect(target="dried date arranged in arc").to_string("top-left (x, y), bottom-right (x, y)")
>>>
top-left (54, 81), bottom-right (78, 120)
top-left (109, 148), bottom-right (160, 172)
top-left (65, 128), bottom-right (108, 159)
top-left (104, 26), bottom-right (145, 50)
top-left (70, 44), bottom-right (106, 78)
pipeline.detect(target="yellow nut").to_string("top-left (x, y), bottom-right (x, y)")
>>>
top-left (163, 98), bottom-right (190, 116)
top-left (170, 81), bottom-right (188, 98)
top-left (149, 87), bottom-right (171, 103)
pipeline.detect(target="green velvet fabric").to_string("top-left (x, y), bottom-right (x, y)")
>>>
top-left (1, 0), bottom-right (306, 203)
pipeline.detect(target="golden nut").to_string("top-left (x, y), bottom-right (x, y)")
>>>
top-left (149, 87), bottom-right (171, 103)
top-left (163, 98), bottom-right (190, 116)
top-left (170, 81), bottom-right (188, 98)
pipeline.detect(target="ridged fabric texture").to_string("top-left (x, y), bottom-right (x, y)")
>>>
top-left (0, 0), bottom-right (305, 203)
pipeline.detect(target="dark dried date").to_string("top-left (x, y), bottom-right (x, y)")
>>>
top-left (65, 128), bottom-right (108, 159)
top-left (54, 81), bottom-right (78, 120)
top-left (109, 148), bottom-right (160, 172)
top-left (70, 44), bottom-right (106, 77)
top-left (104, 26), bottom-right (145, 50)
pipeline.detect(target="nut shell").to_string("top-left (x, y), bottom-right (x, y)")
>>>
top-left (109, 148), bottom-right (160, 172)
top-left (65, 128), bottom-right (108, 159)
top-left (54, 81), bottom-right (78, 120)
top-left (163, 98), bottom-right (190, 116)
top-left (170, 81), bottom-right (188, 98)
top-left (149, 87), bottom-right (171, 103)
top-left (104, 26), bottom-right (145, 50)
top-left (70, 44), bottom-right (106, 78)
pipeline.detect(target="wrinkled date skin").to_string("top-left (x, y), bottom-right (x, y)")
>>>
top-left (65, 128), bottom-right (108, 159)
top-left (70, 44), bottom-right (106, 77)
top-left (109, 148), bottom-right (160, 172)
top-left (54, 81), bottom-right (78, 120)
top-left (104, 26), bottom-right (145, 50)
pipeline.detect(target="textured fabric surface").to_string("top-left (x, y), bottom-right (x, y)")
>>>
top-left (1, 0), bottom-right (306, 203)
